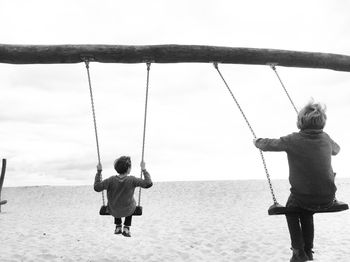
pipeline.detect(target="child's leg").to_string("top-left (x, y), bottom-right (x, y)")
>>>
top-left (114, 217), bottom-right (122, 225)
top-left (122, 216), bottom-right (133, 237)
top-left (124, 215), bottom-right (133, 227)
top-left (300, 212), bottom-right (314, 251)
top-left (285, 214), bottom-right (304, 250)
top-left (286, 214), bottom-right (309, 261)
top-left (114, 217), bottom-right (123, 234)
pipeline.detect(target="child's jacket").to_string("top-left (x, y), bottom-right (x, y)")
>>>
top-left (94, 171), bottom-right (152, 218)
top-left (255, 129), bottom-right (340, 208)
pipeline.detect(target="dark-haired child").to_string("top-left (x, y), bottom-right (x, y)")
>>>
top-left (254, 100), bottom-right (340, 262)
top-left (94, 156), bottom-right (153, 237)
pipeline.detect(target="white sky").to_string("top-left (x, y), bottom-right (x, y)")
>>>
top-left (1, 0), bottom-right (350, 186)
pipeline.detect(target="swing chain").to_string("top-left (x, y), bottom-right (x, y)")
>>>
top-left (213, 62), bottom-right (257, 138)
top-left (214, 62), bottom-right (278, 204)
top-left (268, 64), bottom-right (299, 114)
top-left (141, 62), bottom-right (151, 162)
top-left (138, 62), bottom-right (152, 206)
top-left (84, 59), bottom-right (105, 206)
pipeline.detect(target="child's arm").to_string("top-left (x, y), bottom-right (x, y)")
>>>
top-left (93, 164), bottom-right (108, 192)
top-left (253, 138), bottom-right (287, 152)
top-left (140, 169), bottom-right (153, 188)
top-left (133, 161), bottom-right (153, 188)
top-left (330, 138), bottom-right (341, 155)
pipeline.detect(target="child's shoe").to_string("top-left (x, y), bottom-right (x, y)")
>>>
top-left (114, 225), bottom-right (122, 235)
top-left (305, 249), bottom-right (314, 260)
top-left (122, 226), bottom-right (131, 237)
top-left (290, 248), bottom-right (309, 262)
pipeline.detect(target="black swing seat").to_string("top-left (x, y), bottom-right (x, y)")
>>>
top-left (268, 200), bottom-right (349, 215)
top-left (0, 200), bottom-right (7, 205)
top-left (99, 205), bottom-right (143, 216)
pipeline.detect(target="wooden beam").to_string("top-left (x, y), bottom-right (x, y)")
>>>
top-left (0, 44), bottom-right (350, 72)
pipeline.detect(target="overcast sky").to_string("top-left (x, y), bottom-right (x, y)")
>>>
top-left (1, 0), bottom-right (350, 187)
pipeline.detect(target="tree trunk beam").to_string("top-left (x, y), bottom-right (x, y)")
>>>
top-left (0, 44), bottom-right (350, 72)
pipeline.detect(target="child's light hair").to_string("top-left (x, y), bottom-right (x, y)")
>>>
top-left (297, 99), bottom-right (327, 130)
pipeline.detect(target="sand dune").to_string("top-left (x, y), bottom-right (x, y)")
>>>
top-left (1, 179), bottom-right (349, 261)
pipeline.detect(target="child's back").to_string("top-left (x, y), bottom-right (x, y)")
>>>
top-left (278, 130), bottom-right (339, 207)
top-left (94, 156), bottom-right (152, 218)
top-left (97, 174), bottom-right (152, 217)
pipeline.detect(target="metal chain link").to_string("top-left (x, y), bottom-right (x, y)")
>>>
top-left (269, 64), bottom-right (298, 114)
top-left (213, 62), bottom-right (278, 204)
top-left (84, 59), bottom-right (106, 206)
top-left (138, 62), bottom-right (151, 206)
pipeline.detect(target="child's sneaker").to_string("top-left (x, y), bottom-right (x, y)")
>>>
top-left (114, 225), bottom-right (122, 235)
top-left (122, 226), bottom-right (131, 237)
top-left (290, 248), bottom-right (308, 262)
top-left (305, 249), bottom-right (314, 260)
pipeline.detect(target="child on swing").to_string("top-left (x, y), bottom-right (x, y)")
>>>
top-left (253, 100), bottom-right (340, 262)
top-left (94, 156), bottom-right (153, 237)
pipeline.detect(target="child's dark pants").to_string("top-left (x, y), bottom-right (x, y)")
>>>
top-left (286, 212), bottom-right (314, 251)
top-left (115, 216), bottom-right (132, 227)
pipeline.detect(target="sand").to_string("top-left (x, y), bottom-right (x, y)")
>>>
top-left (1, 179), bottom-right (349, 262)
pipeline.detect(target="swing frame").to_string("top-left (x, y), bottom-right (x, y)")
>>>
top-left (1, 44), bottom-right (349, 216)
top-left (84, 59), bottom-right (151, 217)
top-left (1, 44), bottom-right (350, 73)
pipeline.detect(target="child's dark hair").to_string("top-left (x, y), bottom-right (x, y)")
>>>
top-left (297, 99), bottom-right (327, 130)
top-left (114, 156), bottom-right (131, 174)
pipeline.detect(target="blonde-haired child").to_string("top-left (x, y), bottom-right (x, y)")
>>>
top-left (254, 100), bottom-right (340, 262)
top-left (94, 156), bottom-right (153, 237)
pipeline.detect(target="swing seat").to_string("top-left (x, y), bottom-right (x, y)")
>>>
top-left (99, 205), bottom-right (143, 216)
top-left (133, 206), bottom-right (143, 216)
top-left (0, 200), bottom-right (7, 205)
top-left (268, 200), bottom-right (349, 215)
top-left (99, 205), bottom-right (110, 216)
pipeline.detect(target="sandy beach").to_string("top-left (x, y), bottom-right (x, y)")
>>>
top-left (1, 179), bottom-right (349, 262)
